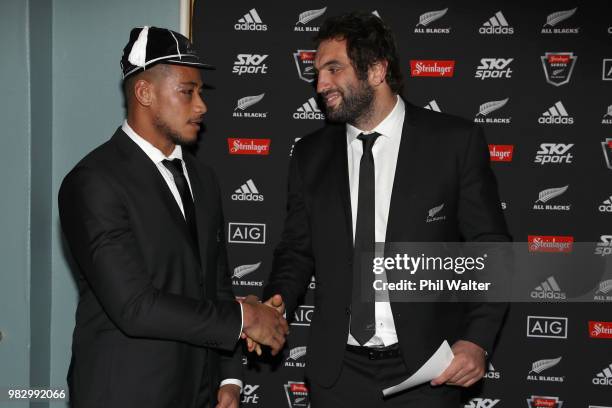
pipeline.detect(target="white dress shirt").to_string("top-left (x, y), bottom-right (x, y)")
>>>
top-left (346, 96), bottom-right (405, 347)
top-left (122, 121), bottom-right (243, 390)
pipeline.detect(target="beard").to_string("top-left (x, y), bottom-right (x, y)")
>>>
top-left (322, 79), bottom-right (375, 124)
top-left (153, 115), bottom-right (197, 146)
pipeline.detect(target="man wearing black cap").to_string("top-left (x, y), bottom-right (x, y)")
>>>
top-left (58, 26), bottom-right (288, 408)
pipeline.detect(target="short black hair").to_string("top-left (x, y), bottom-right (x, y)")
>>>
top-left (122, 63), bottom-right (171, 111)
top-left (315, 11), bottom-right (403, 94)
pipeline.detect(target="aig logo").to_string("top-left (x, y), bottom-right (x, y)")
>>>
top-left (527, 316), bottom-right (568, 339)
top-left (292, 305), bottom-right (314, 326)
top-left (228, 223), bottom-right (266, 244)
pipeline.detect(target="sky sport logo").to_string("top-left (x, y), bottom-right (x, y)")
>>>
top-left (475, 58), bottom-right (513, 79)
top-left (542, 8), bottom-right (579, 34)
top-left (424, 100), bottom-right (442, 112)
top-left (595, 235), bottom-right (612, 257)
top-left (542, 52), bottom-right (577, 86)
top-left (232, 54), bottom-right (268, 75)
top-left (295, 7), bottom-right (326, 32)
top-left (410, 60), bottom-right (455, 77)
top-left (534, 143), bottom-right (574, 165)
top-left (233, 94), bottom-right (267, 118)
top-left (475, 98), bottom-right (511, 124)
top-left (488, 145), bottom-right (513, 162)
top-left (232, 179), bottom-right (264, 202)
top-left (414, 8), bottom-right (451, 34)
top-left (531, 276), bottom-right (566, 300)
top-left (241, 384), bottom-right (260, 404)
top-left (464, 398), bottom-right (500, 408)
top-left (533, 185), bottom-right (571, 211)
top-left (592, 363), bottom-right (612, 386)
top-left (528, 235), bottom-right (573, 253)
top-left (294, 97), bottom-right (325, 120)
top-left (590, 321), bottom-right (612, 338)
top-left (527, 357), bottom-right (564, 383)
top-left (479, 11), bottom-right (514, 35)
top-left (527, 316), bottom-right (568, 339)
top-left (538, 101), bottom-right (574, 125)
top-left (235, 8), bottom-right (267, 31)
top-left (227, 138), bottom-right (270, 155)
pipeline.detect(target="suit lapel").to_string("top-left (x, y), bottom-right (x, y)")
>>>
top-left (384, 103), bottom-right (423, 244)
top-left (183, 155), bottom-right (211, 274)
top-left (111, 129), bottom-right (201, 261)
top-left (331, 127), bottom-right (354, 254)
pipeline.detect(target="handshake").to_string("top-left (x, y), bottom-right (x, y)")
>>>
top-left (240, 294), bottom-right (289, 356)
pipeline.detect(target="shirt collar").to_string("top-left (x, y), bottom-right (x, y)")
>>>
top-left (122, 120), bottom-right (183, 163)
top-left (346, 95), bottom-right (405, 144)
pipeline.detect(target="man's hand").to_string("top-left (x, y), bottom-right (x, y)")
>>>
top-left (431, 340), bottom-right (486, 387)
top-left (241, 294), bottom-right (286, 355)
top-left (215, 384), bottom-right (240, 408)
top-left (241, 295), bottom-right (289, 356)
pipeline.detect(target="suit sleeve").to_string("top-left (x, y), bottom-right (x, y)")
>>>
top-left (58, 165), bottom-right (242, 351)
top-left (263, 150), bottom-right (314, 315)
top-left (456, 125), bottom-right (511, 354)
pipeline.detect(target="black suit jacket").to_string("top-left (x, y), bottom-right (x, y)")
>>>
top-left (264, 102), bottom-right (511, 388)
top-left (59, 128), bottom-right (242, 407)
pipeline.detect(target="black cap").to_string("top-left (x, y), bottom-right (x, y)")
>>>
top-left (120, 26), bottom-right (213, 79)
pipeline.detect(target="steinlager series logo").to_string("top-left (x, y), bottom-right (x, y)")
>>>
top-left (541, 52), bottom-right (577, 86)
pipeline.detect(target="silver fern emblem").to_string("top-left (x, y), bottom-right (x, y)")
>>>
top-left (478, 98), bottom-right (509, 116)
top-left (530, 357), bottom-right (562, 374)
top-left (232, 262), bottom-right (262, 279)
top-left (428, 203), bottom-right (444, 218)
top-left (296, 7), bottom-right (327, 25)
top-left (544, 8), bottom-right (577, 27)
top-left (235, 94), bottom-right (265, 111)
top-left (288, 346), bottom-right (307, 360)
top-left (597, 279), bottom-right (612, 294)
top-left (417, 8), bottom-right (448, 27)
top-left (536, 185), bottom-right (568, 203)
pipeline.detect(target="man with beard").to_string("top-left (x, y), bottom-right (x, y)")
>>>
top-left (58, 26), bottom-right (288, 408)
top-left (259, 12), bottom-right (510, 407)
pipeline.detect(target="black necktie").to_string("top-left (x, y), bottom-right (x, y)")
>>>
top-left (162, 159), bottom-right (199, 245)
top-left (350, 132), bottom-right (380, 345)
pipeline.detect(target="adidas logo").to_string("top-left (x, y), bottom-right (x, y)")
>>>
top-left (293, 97), bottom-right (325, 120)
top-left (483, 362), bottom-right (501, 379)
top-left (479, 11), bottom-right (514, 34)
top-left (235, 8), bottom-right (267, 31)
top-left (527, 357), bottom-right (564, 382)
top-left (231, 179), bottom-right (264, 201)
top-left (531, 276), bottom-right (566, 300)
top-left (599, 196), bottom-right (612, 212)
top-left (424, 100), bottom-right (441, 112)
top-left (603, 105), bottom-right (612, 124)
top-left (538, 101), bottom-right (574, 124)
top-left (592, 363), bottom-right (612, 386)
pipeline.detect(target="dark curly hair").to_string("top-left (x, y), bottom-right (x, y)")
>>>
top-left (315, 11), bottom-right (403, 94)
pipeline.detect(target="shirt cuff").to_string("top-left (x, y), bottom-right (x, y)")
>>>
top-left (220, 378), bottom-right (243, 393)
top-left (238, 302), bottom-right (244, 339)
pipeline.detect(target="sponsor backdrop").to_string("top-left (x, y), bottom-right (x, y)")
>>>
top-left (191, 1), bottom-right (612, 407)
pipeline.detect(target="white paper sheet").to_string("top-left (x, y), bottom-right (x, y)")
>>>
top-left (382, 340), bottom-right (454, 397)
